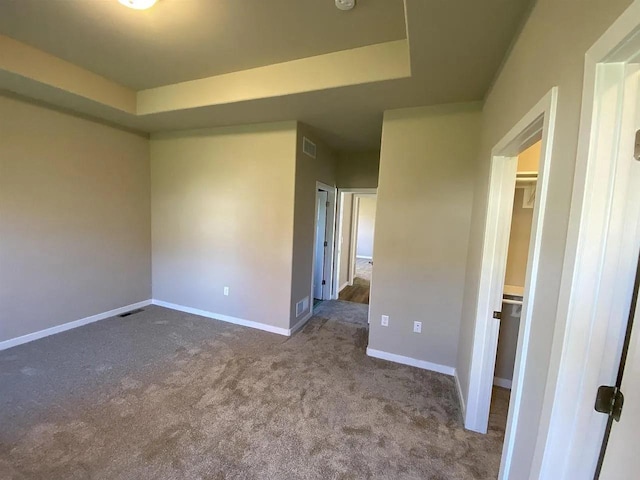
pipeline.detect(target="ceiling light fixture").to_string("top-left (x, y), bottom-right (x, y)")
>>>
top-left (335, 0), bottom-right (356, 11)
top-left (118, 0), bottom-right (157, 10)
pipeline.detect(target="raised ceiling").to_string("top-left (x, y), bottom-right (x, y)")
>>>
top-left (0, 0), bottom-right (407, 89)
top-left (0, 0), bottom-right (532, 151)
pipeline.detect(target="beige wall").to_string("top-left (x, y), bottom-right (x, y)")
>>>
top-left (356, 195), bottom-right (376, 258)
top-left (150, 122), bottom-right (298, 330)
top-left (456, 0), bottom-right (633, 477)
top-left (0, 95), bottom-right (151, 343)
top-left (368, 102), bottom-right (481, 368)
top-left (505, 188), bottom-right (534, 288)
top-left (289, 124), bottom-right (337, 325)
top-left (496, 187), bottom-right (536, 383)
top-left (339, 193), bottom-right (354, 288)
top-left (336, 151), bottom-right (380, 188)
top-left (518, 140), bottom-right (541, 173)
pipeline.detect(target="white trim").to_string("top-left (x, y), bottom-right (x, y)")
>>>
top-left (152, 299), bottom-right (291, 336)
top-left (493, 377), bottom-right (513, 390)
top-left (339, 281), bottom-right (349, 292)
top-left (356, 255), bottom-right (373, 260)
top-left (454, 369), bottom-right (467, 419)
top-left (535, 4), bottom-right (640, 477)
top-left (337, 188), bottom-right (378, 194)
top-left (289, 310), bottom-right (314, 335)
top-left (0, 300), bottom-right (152, 351)
top-left (366, 347), bottom-right (456, 376)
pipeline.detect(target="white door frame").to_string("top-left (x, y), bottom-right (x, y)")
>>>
top-left (332, 188), bottom-right (377, 299)
top-left (465, 87), bottom-right (558, 470)
top-left (311, 182), bottom-right (337, 303)
top-left (534, 3), bottom-right (640, 478)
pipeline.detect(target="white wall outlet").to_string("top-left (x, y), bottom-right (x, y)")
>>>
top-left (413, 321), bottom-right (422, 333)
top-left (381, 315), bottom-right (389, 327)
top-left (223, 286), bottom-right (229, 296)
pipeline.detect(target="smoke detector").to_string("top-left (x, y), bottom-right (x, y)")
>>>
top-left (335, 0), bottom-right (356, 11)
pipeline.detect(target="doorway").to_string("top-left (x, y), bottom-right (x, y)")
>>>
top-left (333, 189), bottom-right (377, 306)
top-left (464, 87), bottom-right (558, 478)
top-left (490, 139), bottom-right (541, 434)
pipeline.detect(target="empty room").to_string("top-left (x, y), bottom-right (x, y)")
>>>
top-left (1, 1), bottom-right (640, 479)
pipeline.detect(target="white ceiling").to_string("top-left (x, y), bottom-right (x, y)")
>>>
top-left (0, 0), bottom-right (407, 90)
top-left (0, 0), bottom-right (532, 151)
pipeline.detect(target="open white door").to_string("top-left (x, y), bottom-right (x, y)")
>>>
top-left (313, 190), bottom-right (328, 300)
top-left (597, 74), bottom-right (640, 480)
top-left (598, 254), bottom-right (640, 479)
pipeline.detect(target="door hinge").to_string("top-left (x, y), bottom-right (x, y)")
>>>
top-left (634, 129), bottom-right (640, 161)
top-left (324, 241), bottom-right (328, 247)
top-left (326, 201), bottom-right (330, 208)
top-left (321, 280), bottom-right (326, 285)
top-left (595, 385), bottom-right (624, 422)
top-left (493, 311), bottom-right (502, 319)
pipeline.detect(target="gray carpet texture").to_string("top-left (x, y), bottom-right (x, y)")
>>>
top-left (0, 301), bottom-right (507, 480)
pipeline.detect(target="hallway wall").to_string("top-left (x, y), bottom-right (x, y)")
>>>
top-left (356, 196), bottom-right (376, 259)
top-left (368, 102), bottom-right (481, 369)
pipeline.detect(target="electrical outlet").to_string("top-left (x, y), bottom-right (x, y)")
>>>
top-left (413, 321), bottom-right (422, 333)
top-left (223, 286), bottom-right (229, 296)
top-left (381, 315), bottom-right (389, 327)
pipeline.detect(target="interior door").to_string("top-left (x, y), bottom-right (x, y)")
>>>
top-left (598, 253), bottom-right (640, 479)
top-left (597, 85), bottom-right (640, 479)
top-left (313, 190), bottom-right (328, 300)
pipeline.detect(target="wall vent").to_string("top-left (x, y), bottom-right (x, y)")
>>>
top-left (119, 308), bottom-right (144, 318)
top-left (302, 137), bottom-right (317, 159)
top-left (296, 296), bottom-right (310, 317)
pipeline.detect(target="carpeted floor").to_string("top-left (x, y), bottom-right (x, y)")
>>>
top-left (0, 301), bottom-right (507, 479)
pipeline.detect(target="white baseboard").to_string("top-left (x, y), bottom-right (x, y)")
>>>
top-left (366, 348), bottom-right (455, 376)
top-left (152, 299), bottom-right (291, 336)
top-left (289, 310), bottom-right (313, 335)
top-left (493, 376), bottom-right (513, 389)
top-left (356, 255), bottom-right (373, 260)
top-left (454, 369), bottom-right (467, 419)
top-left (339, 281), bottom-right (349, 292)
top-left (0, 299), bottom-right (152, 351)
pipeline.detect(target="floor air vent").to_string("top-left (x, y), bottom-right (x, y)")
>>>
top-left (119, 308), bottom-right (144, 318)
top-left (296, 297), bottom-right (310, 316)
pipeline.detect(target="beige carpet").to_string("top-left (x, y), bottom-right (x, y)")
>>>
top-left (0, 301), bottom-right (507, 479)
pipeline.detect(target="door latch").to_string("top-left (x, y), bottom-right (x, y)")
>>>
top-left (634, 129), bottom-right (640, 161)
top-left (493, 311), bottom-right (502, 320)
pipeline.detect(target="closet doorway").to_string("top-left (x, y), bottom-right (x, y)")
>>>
top-left (333, 188), bottom-right (377, 306)
top-left (491, 140), bottom-right (540, 431)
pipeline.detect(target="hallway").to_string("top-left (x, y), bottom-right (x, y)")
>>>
top-left (338, 258), bottom-right (372, 305)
